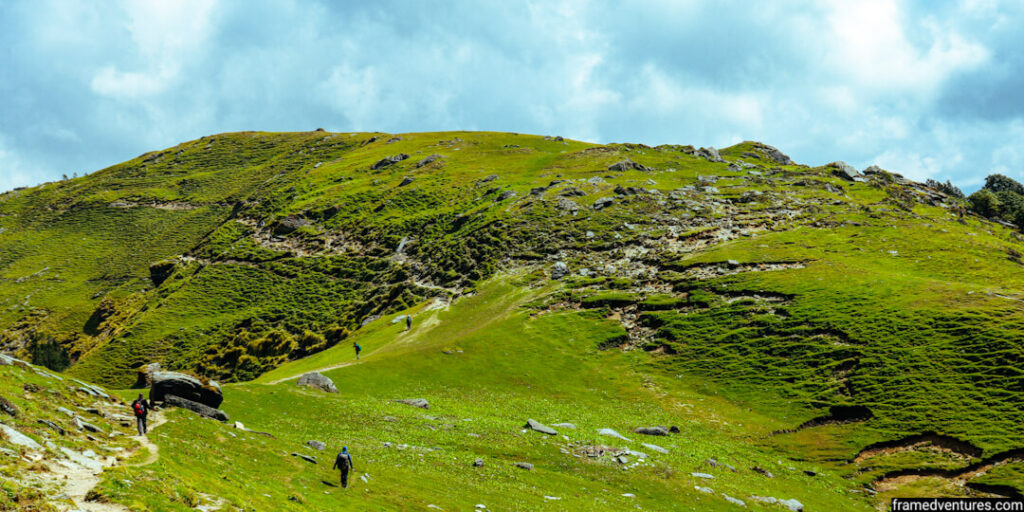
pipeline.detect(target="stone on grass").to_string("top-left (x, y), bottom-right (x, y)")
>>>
top-left (0, 424), bottom-right (41, 450)
top-left (633, 426), bottom-right (668, 436)
top-left (150, 370), bottom-right (223, 408)
top-left (306, 440), bottom-right (326, 451)
top-left (371, 154), bottom-right (409, 170)
top-left (641, 443), bottom-right (668, 454)
top-left (291, 452), bottom-right (317, 464)
top-left (723, 494), bottom-right (745, 507)
top-left (393, 398), bottom-right (429, 409)
top-left (550, 262), bottom-right (570, 280)
top-left (73, 416), bottom-right (103, 433)
top-left (473, 458), bottom-right (484, 467)
top-left (552, 422), bottom-right (576, 429)
top-left (691, 472), bottom-right (714, 479)
top-left (523, 419), bottom-right (558, 435)
top-left (297, 372), bottom-right (338, 393)
top-left (597, 428), bottom-right (631, 442)
top-left (514, 462), bottom-right (534, 470)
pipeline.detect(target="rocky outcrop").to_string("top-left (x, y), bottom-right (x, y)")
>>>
top-left (273, 215), bottom-right (309, 235)
top-left (164, 394), bottom-right (229, 422)
top-left (372, 154), bottom-right (410, 169)
top-left (297, 372), bottom-right (338, 393)
top-left (608, 159), bottom-right (648, 172)
top-left (150, 370), bottom-right (223, 409)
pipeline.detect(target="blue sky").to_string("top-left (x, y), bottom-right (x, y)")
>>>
top-left (1, 0), bottom-right (1022, 193)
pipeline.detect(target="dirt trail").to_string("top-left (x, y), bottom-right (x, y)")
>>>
top-left (50, 412), bottom-right (168, 512)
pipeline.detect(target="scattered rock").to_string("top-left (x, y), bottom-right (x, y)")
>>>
top-left (641, 443), bottom-right (668, 454)
top-left (481, 174), bottom-right (499, 183)
top-left (0, 396), bottom-right (18, 417)
top-left (669, 426), bottom-right (680, 433)
top-left (723, 494), bottom-right (746, 507)
top-left (371, 154), bottom-right (409, 170)
top-left (551, 422), bottom-right (576, 429)
top-left (399, 177), bottom-right (414, 187)
top-left (496, 190), bottom-right (517, 202)
top-left (560, 187), bottom-right (585, 196)
top-left (523, 419), bottom-right (558, 435)
top-left (755, 143), bottom-right (795, 165)
top-left (633, 426), bottom-right (668, 436)
top-left (473, 458), bottom-right (484, 467)
top-left (296, 372), bottom-right (338, 393)
top-left (416, 154), bottom-right (442, 168)
top-left (691, 472), bottom-right (714, 479)
top-left (751, 466), bottom-right (774, 478)
top-left (37, 419), bottom-right (65, 435)
top-left (696, 486), bottom-right (714, 494)
top-left (556, 197), bottom-right (579, 213)
top-left (57, 406), bottom-right (74, 417)
top-left (164, 394), bottom-right (229, 422)
top-left (593, 197), bottom-right (614, 210)
top-left (291, 452), bottom-right (318, 464)
top-left (72, 416), bottom-right (103, 433)
top-left (597, 428), bottom-right (631, 442)
top-left (514, 462), bottom-right (534, 470)
top-left (393, 398), bottom-right (429, 409)
top-left (306, 440), bottom-right (326, 451)
top-left (550, 262), bottom-right (570, 280)
top-left (151, 370), bottom-right (223, 408)
top-left (803, 469), bottom-right (817, 477)
top-left (780, 498), bottom-right (804, 511)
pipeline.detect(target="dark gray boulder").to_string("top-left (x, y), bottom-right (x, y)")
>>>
top-left (593, 197), bottom-right (614, 210)
top-left (556, 197), bottom-right (579, 213)
top-left (496, 190), bottom-right (517, 202)
top-left (523, 419), bottom-right (558, 435)
top-left (371, 154), bottom-right (409, 169)
top-left (73, 416), bottom-right (103, 433)
top-left (150, 370), bottom-right (223, 408)
top-left (37, 419), bottom-right (65, 436)
top-left (608, 159), bottom-right (648, 172)
top-left (393, 398), bottom-right (430, 409)
top-left (399, 176), bottom-right (414, 187)
top-left (473, 458), bottom-right (484, 467)
top-left (514, 462), bottom-right (534, 470)
top-left (164, 394), bottom-right (229, 422)
top-left (297, 372), bottom-right (338, 393)
top-left (633, 426), bottom-right (669, 436)
top-left (755, 143), bottom-right (795, 165)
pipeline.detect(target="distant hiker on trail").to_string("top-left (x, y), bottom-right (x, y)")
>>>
top-left (131, 394), bottom-right (150, 436)
top-left (332, 446), bottom-right (354, 488)
top-left (405, 315), bottom-right (412, 331)
top-left (353, 342), bottom-right (361, 360)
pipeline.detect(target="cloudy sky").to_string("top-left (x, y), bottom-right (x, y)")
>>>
top-left (1, 0), bottom-right (1022, 193)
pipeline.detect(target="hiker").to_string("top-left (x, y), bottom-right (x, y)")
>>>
top-left (353, 342), bottom-right (361, 360)
top-left (405, 315), bottom-right (412, 331)
top-left (131, 394), bottom-right (150, 436)
top-left (332, 446), bottom-right (354, 488)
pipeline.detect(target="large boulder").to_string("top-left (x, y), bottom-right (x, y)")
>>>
top-left (297, 372), bottom-right (338, 393)
top-left (371, 154), bottom-right (409, 170)
top-left (273, 215), bottom-right (309, 235)
top-left (165, 394), bottom-right (229, 422)
top-left (608, 159), bottom-right (648, 172)
top-left (523, 419), bottom-right (558, 435)
top-left (133, 362), bottom-right (161, 389)
top-left (150, 370), bottom-right (223, 409)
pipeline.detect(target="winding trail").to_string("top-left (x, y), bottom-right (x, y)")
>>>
top-left (50, 412), bottom-right (168, 512)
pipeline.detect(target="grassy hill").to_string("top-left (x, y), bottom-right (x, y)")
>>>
top-left (2, 130), bottom-right (1024, 508)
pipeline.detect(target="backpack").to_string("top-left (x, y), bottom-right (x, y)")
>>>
top-left (133, 401), bottom-right (145, 416)
top-left (337, 453), bottom-right (352, 470)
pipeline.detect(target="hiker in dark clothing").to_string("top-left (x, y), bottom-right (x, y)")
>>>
top-left (131, 394), bottom-right (150, 436)
top-left (332, 446), bottom-right (354, 488)
top-left (405, 315), bottom-right (412, 331)
top-left (353, 342), bottom-right (361, 360)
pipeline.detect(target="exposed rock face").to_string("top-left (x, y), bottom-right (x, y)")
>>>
top-left (0, 424), bottom-right (41, 450)
top-left (134, 362), bottom-right (161, 389)
top-left (372, 154), bottom-right (409, 169)
top-left (550, 262), bottom-right (570, 280)
top-left (296, 372), bottom-right (338, 393)
top-left (273, 215), bottom-right (309, 235)
top-left (832, 161), bottom-right (863, 181)
top-left (697, 147), bottom-right (724, 162)
top-left (755, 143), bottom-right (794, 165)
top-left (496, 190), bottom-right (517, 202)
top-left (164, 394), bottom-right (229, 422)
top-left (556, 197), bottom-right (579, 213)
top-left (150, 370), bottom-right (223, 408)
top-left (593, 197), bottom-right (614, 210)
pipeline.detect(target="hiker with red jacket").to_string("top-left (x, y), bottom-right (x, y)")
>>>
top-left (131, 394), bottom-right (150, 436)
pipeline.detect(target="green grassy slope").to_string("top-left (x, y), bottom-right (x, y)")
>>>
top-left (2, 130), bottom-right (1023, 504)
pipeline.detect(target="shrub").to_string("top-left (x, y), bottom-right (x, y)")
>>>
top-left (968, 189), bottom-right (1000, 218)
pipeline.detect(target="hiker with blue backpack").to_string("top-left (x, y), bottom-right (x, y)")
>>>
top-left (333, 446), bottom-right (354, 488)
top-left (353, 342), bottom-right (361, 360)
